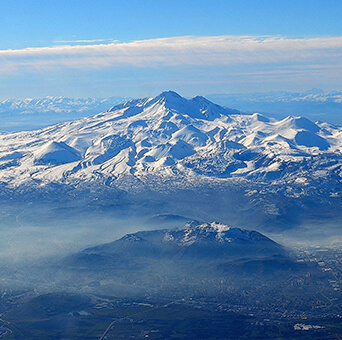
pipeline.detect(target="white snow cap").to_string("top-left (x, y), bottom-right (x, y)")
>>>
top-left (0, 91), bottom-right (340, 188)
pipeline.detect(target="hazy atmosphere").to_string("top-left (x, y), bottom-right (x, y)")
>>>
top-left (0, 1), bottom-right (341, 339)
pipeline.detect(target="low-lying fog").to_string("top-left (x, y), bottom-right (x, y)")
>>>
top-left (0, 202), bottom-right (149, 262)
top-left (0, 193), bottom-right (340, 299)
top-left (0, 197), bottom-right (341, 264)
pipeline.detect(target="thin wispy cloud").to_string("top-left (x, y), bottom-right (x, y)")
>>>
top-left (53, 38), bottom-right (116, 44)
top-left (1, 35), bottom-right (342, 74)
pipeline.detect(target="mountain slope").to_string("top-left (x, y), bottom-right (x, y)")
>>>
top-left (0, 90), bottom-right (341, 193)
top-left (63, 222), bottom-right (305, 287)
top-left (81, 221), bottom-right (285, 260)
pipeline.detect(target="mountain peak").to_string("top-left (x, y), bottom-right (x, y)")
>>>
top-left (152, 90), bottom-right (187, 108)
top-left (181, 221), bottom-right (231, 232)
top-left (157, 90), bottom-right (182, 100)
top-left (178, 221), bottom-right (273, 245)
top-left (191, 95), bottom-right (212, 104)
top-left (149, 91), bottom-right (238, 120)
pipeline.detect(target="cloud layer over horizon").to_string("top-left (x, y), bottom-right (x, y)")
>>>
top-left (1, 35), bottom-right (342, 72)
top-left (1, 35), bottom-right (341, 98)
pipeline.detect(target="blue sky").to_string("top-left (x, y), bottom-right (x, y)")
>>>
top-left (0, 0), bottom-right (341, 99)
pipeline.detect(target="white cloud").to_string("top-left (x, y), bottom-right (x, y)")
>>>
top-left (0, 35), bottom-right (342, 74)
top-left (53, 39), bottom-right (116, 44)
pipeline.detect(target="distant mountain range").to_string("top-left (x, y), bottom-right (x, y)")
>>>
top-left (207, 88), bottom-right (342, 123)
top-left (0, 96), bottom-right (128, 131)
top-left (1, 89), bottom-right (342, 132)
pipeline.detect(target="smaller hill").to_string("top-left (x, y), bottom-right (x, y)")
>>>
top-left (33, 141), bottom-right (81, 165)
top-left (64, 222), bottom-right (303, 279)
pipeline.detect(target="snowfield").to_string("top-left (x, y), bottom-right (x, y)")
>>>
top-left (0, 91), bottom-right (341, 194)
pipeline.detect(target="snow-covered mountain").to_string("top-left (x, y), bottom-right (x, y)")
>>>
top-left (80, 221), bottom-right (284, 261)
top-left (0, 90), bottom-right (341, 195)
top-left (51, 222), bottom-right (303, 299)
top-left (62, 221), bottom-right (306, 288)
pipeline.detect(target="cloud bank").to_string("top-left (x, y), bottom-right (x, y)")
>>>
top-left (1, 35), bottom-right (342, 74)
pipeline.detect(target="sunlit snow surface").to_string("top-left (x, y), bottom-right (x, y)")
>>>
top-left (0, 91), bottom-right (341, 190)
